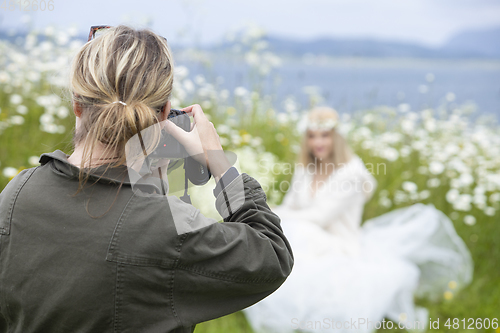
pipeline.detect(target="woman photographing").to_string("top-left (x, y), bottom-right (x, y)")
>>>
top-left (0, 25), bottom-right (294, 332)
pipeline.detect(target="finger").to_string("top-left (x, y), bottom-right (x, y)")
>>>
top-left (180, 104), bottom-right (198, 113)
top-left (180, 105), bottom-right (195, 116)
top-left (181, 104), bottom-right (207, 124)
top-left (162, 119), bottom-right (189, 141)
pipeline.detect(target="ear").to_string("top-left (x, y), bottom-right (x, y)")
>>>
top-left (72, 95), bottom-right (82, 118)
top-left (160, 100), bottom-right (171, 122)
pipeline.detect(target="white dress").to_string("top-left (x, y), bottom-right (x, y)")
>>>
top-left (243, 155), bottom-right (473, 333)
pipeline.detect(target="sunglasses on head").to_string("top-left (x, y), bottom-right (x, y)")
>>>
top-left (87, 25), bottom-right (168, 43)
top-left (88, 25), bottom-right (112, 42)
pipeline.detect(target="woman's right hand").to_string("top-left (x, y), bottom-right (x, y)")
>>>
top-left (162, 104), bottom-right (231, 181)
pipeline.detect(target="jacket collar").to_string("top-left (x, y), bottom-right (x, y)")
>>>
top-left (39, 150), bottom-right (165, 194)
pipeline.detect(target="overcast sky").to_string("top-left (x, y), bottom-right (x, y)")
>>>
top-left (1, 0), bottom-right (499, 47)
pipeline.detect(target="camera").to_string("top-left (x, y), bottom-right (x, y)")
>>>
top-left (150, 108), bottom-right (190, 160)
top-left (147, 109), bottom-right (211, 199)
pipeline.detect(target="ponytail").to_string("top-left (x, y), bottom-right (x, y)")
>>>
top-left (69, 25), bottom-right (174, 210)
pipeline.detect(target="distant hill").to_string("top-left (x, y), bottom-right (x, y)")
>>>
top-left (261, 36), bottom-right (460, 58)
top-left (442, 26), bottom-right (500, 58)
top-left (208, 25), bottom-right (500, 59)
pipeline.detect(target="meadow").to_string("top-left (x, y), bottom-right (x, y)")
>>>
top-left (0, 26), bottom-right (499, 332)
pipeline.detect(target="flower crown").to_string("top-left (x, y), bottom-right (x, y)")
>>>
top-left (296, 110), bottom-right (340, 133)
top-left (306, 118), bottom-right (338, 131)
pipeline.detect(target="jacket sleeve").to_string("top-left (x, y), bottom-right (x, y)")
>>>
top-left (172, 173), bottom-right (294, 326)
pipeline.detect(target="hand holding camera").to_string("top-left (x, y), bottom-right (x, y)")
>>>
top-left (162, 104), bottom-right (231, 182)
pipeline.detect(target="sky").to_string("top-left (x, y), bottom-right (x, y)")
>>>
top-left (1, 0), bottom-right (499, 47)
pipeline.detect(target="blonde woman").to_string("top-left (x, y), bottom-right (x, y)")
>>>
top-left (0, 25), bottom-right (294, 332)
top-left (243, 107), bottom-right (473, 333)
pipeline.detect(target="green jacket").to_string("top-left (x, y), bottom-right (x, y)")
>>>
top-left (0, 150), bottom-right (294, 333)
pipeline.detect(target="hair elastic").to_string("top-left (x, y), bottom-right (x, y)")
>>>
top-left (112, 101), bottom-right (127, 106)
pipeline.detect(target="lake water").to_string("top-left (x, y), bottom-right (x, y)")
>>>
top-left (178, 56), bottom-right (500, 121)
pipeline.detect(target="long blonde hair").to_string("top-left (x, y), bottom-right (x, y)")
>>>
top-left (70, 25), bottom-right (174, 191)
top-left (298, 106), bottom-right (354, 173)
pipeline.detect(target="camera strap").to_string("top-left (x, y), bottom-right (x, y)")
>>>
top-left (179, 162), bottom-right (191, 204)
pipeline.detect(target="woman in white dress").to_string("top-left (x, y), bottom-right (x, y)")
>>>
top-left (243, 107), bottom-right (473, 333)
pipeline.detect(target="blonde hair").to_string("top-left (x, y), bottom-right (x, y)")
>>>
top-left (70, 25), bottom-right (174, 192)
top-left (298, 106), bottom-right (354, 173)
